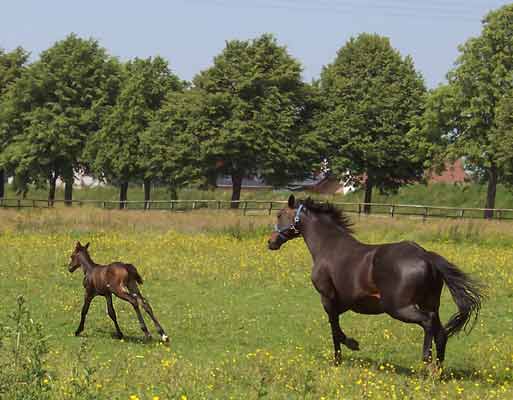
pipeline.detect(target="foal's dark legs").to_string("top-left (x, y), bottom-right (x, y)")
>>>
top-left (137, 294), bottom-right (169, 342)
top-left (106, 294), bottom-right (124, 339)
top-left (116, 292), bottom-right (151, 339)
top-left (75, 292), bottom-right (94, 336)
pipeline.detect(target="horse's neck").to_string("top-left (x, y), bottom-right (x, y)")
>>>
top-left (302, 215), bottom-right (357, 261)
top-left (78, 252), bottom-right (97, 273)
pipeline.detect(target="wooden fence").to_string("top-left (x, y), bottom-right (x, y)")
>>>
top-left (2, 197), bottom-right (513, 220)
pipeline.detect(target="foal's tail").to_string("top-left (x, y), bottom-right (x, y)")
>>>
top-left (125, 263), bottom-right (144, 285)
top-left (426, 252), bottom-right (483, 337)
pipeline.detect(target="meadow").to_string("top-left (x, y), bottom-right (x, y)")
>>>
top-left (0, 208), bottom-right (511, 399)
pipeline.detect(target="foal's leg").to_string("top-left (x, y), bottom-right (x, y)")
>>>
top-left (115, 290), bottom-right (151, 339)
top-left (134, 289), bottom-right (169, 342)
top-left (75, 292), bottom-right (94, 336)
top-left (105, 293), bottom-right (124, 339)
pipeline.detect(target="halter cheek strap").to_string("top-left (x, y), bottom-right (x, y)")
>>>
top-left (275, 204), bottom-right (304, 239)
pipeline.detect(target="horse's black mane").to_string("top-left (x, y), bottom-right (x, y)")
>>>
top-left (301, 198), bottom-right (354, 233)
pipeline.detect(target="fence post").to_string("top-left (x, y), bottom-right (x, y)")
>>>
top-left (496, 210), bottom-right (502, 220)
top-left (17, 199), bottom-right (21, 209)
top-left (268, 202), bottom-right (273, 215)
top-left (459, 209), bottom-right (464, 218)
top-left (243, 201), bottom-right (248, 215)
top-left (358, 203), bottom-right (362, 216)
top-left (423, 207), bottom-right (428, 222)
top-left (390, 205), bottom-right (395, 217)
top-left (103, 201), bottom-right (106, 209)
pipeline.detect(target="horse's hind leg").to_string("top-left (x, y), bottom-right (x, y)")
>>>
top-left (106, 294), bottom-right (124, 339)
top-left (432, 313), bottom-right (448, 363)
top-left (115, 290), bottom-right (151, 339)
top-left (134, 289), bottom-right (169, 342)
top-left (385, 304), bottom-right (435, 362)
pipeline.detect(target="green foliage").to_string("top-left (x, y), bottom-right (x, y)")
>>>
top-left (190, 34), bottom-right (322, 200)
top-left (140, 90), bottom-right (202, 193)
top-left (427, 4), bottom-right (513, 212)
top-left (86, 56), bottom-right (183, 187)
top-left (495, 91), bottom-right (513, 186)
top-left (0, 296), bottom-right (52, 400)
top-left (318, 33), bottom-right (427, 201)
top-left (0, 34), bottom-right (121, 196)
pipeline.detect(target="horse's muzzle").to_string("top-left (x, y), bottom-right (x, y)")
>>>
top-left (267, 234), bottom-right (282, 250)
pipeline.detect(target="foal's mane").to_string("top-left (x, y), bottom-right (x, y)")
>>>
top-left (301, 198), bottom-right (354, 233)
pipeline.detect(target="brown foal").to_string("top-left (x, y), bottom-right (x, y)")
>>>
top-left (68, 241), bottom-right (169, 342)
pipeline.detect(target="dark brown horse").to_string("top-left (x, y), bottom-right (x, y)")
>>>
top-left (68, 241), bottom-right (169, 342)
top-left (268, 195), bottom-right (483, 365)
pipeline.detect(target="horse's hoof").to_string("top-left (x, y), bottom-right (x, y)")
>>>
top-left (115, 333), bottom-right (124, 340)
top-left (345, 338), bottom-right (360, 351)
top-left (74, 331), bottom-right (81, 337)
top-left (161, 334), bottom-right (170, 343)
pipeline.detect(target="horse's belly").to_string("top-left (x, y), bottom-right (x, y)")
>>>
top-left (350, 296), bottom-right (384, 315)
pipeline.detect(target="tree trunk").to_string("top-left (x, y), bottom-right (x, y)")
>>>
top-left (119, 181), bottom-right (128, 210)
top-left (143, 179), bottom-right (151, 210)
top-left (169, 185), bottom-right (178, 200)
top-left (48, 173), bottom-right (57, 207)
top-left (0, 169), bottom-right (4, 199)
top-left (484, 163), bottom-right (498, 219)
top-left (64, 175), bottom-right (73, 206)
top-left (363, 176), bottom-right (373, 214)
top-left (231, 173), bottom-right (243, 209)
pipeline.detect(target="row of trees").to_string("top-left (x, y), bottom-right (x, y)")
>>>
top-left (1, 4), bottom-right (513, 215)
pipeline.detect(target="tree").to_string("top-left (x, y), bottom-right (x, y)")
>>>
top-left (0, 47), bottom-right (29, 198)
top-left (192, 34), bottom-right (321, 207)
top-left (318, 33), bottom-right (427, 213)
top-left (140, 90), bottom-right (202, 200)
top-left (441, 4), bottom-right (513, 218)
top-left (86, 57), bottom-right (182, 208)
top-left (0, 34), bottom-right (120, 204)
top-left (495, 92), bottom-right (513, 186)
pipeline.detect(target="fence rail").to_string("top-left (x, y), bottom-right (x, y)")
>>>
top-left (2, 197), bottom-right (513, 220)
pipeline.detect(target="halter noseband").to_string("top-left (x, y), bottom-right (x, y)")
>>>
top-left (274, 204), bottom-right (304, 240)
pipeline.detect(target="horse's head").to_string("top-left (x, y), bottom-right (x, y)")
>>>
top-left (268, 194), bottom-right (303, 250)
top-left (68, 241), bottom-right (90, 272)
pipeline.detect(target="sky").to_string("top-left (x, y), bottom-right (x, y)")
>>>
top-left (1, 0), bottom-right (511, 88)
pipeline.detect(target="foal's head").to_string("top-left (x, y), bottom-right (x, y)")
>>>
top-left (68, 241), bottom-right (90, 272)
top-left (268, 194), bottom-right (302, 250)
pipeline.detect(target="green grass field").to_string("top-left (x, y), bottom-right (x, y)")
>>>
top-left (0, 209), bottom-right (511, 399)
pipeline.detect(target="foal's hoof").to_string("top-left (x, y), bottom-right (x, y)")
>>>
top-left (161, 334), bottom-right (170, 343)
top-left (115, 332), bottom-right (124, 340)
top-left (74, 331), bottom-right (82, 337)
top-left (345, 338), bottom-right (360, 351)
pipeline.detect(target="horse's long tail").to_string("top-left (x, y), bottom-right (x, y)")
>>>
top-left (125, 263), bottom-right (143, 285)
top-left (426, 251), bottom-right (483, 337)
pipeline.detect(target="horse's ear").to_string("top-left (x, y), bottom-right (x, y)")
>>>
top-left (84, 242), bottom-right (90, 249)
top-left (76, 241), bottom-right (82, 248)
top-left (288, 194), bottom-right (295, 208)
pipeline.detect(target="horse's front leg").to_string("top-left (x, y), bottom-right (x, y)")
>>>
top-left (75, 291), bottom-right (94, 336)
top-left (322, 297), bottom-right (359, 365)
top-left (106, 293), bottom-right (124, 339)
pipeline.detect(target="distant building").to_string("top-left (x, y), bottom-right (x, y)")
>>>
top-left (427, 159), bottom-right (469, 184)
